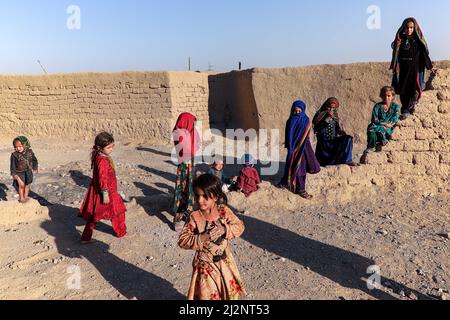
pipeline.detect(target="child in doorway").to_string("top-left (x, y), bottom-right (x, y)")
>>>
top-left (178, 174), bottom-right (246, 300)
top-left (10, 136), bottom-right (38, 203)
top-left (79, 132), bottom-right (127, 243)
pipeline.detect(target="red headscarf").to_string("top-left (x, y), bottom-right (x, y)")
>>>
top-left (173, 113), bottom-right (200, 163)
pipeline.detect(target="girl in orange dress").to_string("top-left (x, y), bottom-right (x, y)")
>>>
top-left (178, 174), bottom-right (246, 300)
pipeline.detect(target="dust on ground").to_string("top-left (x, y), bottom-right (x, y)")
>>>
top-left (0, 139), bottom-right (448, 300)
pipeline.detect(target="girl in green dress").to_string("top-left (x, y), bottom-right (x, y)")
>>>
top-left (365, 86), bottom-right (400, 153)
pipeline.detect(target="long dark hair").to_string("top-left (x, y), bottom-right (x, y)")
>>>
top-left (193, 174), bottom-right (228, 206)
top-left (91, 132), bottom-right (115, 169)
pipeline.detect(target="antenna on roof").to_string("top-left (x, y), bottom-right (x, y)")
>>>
top-left (37, 60), bottom-right (48, 74)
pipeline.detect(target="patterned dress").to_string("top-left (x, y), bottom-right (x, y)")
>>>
top-left (172, 160), bottom-right (195, 215)
top-left (178, 205), bottom-right (247, 300)
top-left (367, 102), bottom-right (400, 149)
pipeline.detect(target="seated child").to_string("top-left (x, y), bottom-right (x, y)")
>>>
top-left (365, 86), bottom-right (400, 154)
top-left (236, 154), bottom-right (261, 198)
top-left (207, 159), bottom-right (237, 193)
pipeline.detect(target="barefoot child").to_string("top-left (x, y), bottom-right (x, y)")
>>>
top-left (10, 136), bottom-right (38, 203)
top-left (178, 174), bottom-right (246, 300)
top-left (79, 132), bottom-right (127, 243)
top-left (365, 86), bottom-right (400, 154)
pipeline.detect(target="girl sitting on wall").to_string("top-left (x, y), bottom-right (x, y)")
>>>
top-left (363, 86), bottom-right (400, 156)
top-left (312, 97), bottom-right (357, 167)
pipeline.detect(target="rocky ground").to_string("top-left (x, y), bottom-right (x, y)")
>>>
top-left (0, 139), bottom-right (448, 300)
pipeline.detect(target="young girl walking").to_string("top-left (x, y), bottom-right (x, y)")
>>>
top-left (10, 136), bottom-right (38, 203)
top-left (79, 132), bottom-right (127, 243)
top-left (178, 174), bottom-right (246, 300)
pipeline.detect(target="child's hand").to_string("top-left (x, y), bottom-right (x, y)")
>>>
top-left (12, 175), bottom-right (19, 181)
top-left (209, 225), bottom-right (226, 241)
top-left (432, 67), bottom-right (438, 74)
top-left (102, 195), bottom-right (110, 205)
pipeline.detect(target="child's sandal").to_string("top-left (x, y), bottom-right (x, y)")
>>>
top-left (299, 191), bottom-right (313, 200)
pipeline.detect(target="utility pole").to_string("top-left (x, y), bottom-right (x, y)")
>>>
top-left (37, 60), bottom-right (48, 74)
top-left (188, 57), bottom-right (191, 71)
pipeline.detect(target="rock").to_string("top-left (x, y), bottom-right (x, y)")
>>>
top-left (407, 291), bottom-right (418, 300)
top-left (0, 200), bottom-right (49, 226)
top-left (377, 229), bottom-right (388, 236)
top-left (439, 293), bottom-right (450, 301)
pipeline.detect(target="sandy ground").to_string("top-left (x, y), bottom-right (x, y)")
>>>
top-left (0, 138), bottom-right (448, 300)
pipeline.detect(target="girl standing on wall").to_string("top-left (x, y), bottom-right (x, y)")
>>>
top-left (390, 17), bottom-right (437, 120)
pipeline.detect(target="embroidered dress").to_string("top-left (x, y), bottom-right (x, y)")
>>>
top-left (367, 102), bottom-right (400, 149)
top-left (390, 18), bottom-right (433, 115)
top-left (178, 205), bottom-right (246, 300)
top-left (313, 98), bottom-right (354, 166)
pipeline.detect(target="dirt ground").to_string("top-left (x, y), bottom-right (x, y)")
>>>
top-left (0, 138), bottom-right (448, 300)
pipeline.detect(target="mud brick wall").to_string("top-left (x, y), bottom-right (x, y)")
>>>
top-left (169, 72), bottom-right (210, 131)
top-left (0, 71), bottom-right (210, 144)
top-left (305, 69), bottom-right (450, 201)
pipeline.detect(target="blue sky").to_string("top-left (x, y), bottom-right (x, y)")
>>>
top-left (0, 0), bottom-right (449, 74)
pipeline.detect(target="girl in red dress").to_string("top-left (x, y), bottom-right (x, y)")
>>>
top-left (79, 132), bottom-right (127, 243)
